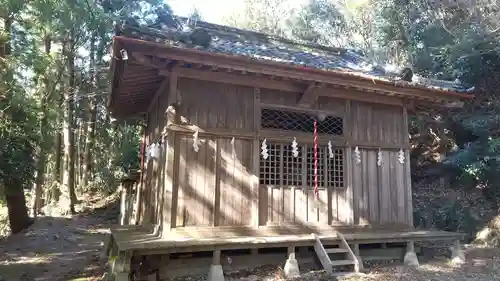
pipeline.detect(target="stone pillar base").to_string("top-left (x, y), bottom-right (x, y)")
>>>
top-left (208, 264), bottom-right (225, 281)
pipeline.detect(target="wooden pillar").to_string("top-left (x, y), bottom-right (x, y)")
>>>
top-left (119, 178), bottom-right (135, 225)
top-left (287, 246), bottom-right (296, 259)
top-left (344, 100), bottom-right (354, 224)
top-left (251, 88), bottom-right (261, 227)
top-left (112, 251), bottom-right (132, 281)
top-left (119, 183), bottom-right (127, 225)
top-left (213, 250), bottom-right (221, 265)
top-left (208, 250), bottom-right (225, 281)
top-left (407, 240), bottom-right (415, 252)
top-left (134, 124), bottom-right (146, 225)
top-left (161, 67), bottom-right (180, 236)
top-left (213, 139), bottom-right (221, 226)
top-left (402, 107), bottom-right (414, 227)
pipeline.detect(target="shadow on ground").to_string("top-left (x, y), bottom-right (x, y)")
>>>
top-left (0, 198), bottom-right (119, 281)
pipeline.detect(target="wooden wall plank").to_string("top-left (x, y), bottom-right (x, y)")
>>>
top-left (331, 188), bottom-right (338, 223)
top-left (218, 138), bottom-right (252, 226)
top-left (177, 136), bottom-right (187, 226)
top-left (389, 151), bottom-right (398, 222)
top-left (272, 187), bottom-right (281, 224)
top-left (395, 150), bottom-right (406, 224)
top-left (214, 139), bottom-right (221, 226)
top-left (174, 136), bottom-right (217, 227)
top-left (351, 150), bottom-right (361, 225)
top-left (361, 149), bottom-right (369, 225)
top-left (179, 78), bottom-right (255, 132)
top-left (367, 150), bottom-right (379, 223)
top-left (319, 189), bottom-right (328, 224)
top-left (258, 186), bottom-right (268, 225)
top-left (296, 188), bottom-right (307, 224)
top-left (350, 101), bottom-right (406, 146)
top-left (379, 150), bottom-right (391, 224)
top-left (283, 188), bottom-right (293, 222)
top-left (220, 139), bottom-right (232, 225)
top-left (405, 150), bottom-right (413, 227)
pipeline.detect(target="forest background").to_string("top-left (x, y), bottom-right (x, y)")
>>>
top-left (1, 0), bottom-right (500, 242)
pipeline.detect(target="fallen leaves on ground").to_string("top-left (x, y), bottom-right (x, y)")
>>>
top-left (0, 193), bottom-right (119, 281)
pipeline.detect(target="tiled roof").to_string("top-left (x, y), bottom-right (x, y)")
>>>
top-left (118, 18), bottom-right (474, 94)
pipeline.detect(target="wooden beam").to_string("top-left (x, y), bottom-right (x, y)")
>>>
top-left (159, 68), bottom-right (303, 93)
top-left (443, 101), bottom-right (465, 108)
top-left (166, 124), bottom-right (256, 140)
top-left (261, 103), bottom-right (344, 117)
top-left (318, 87), bottom-right (405, 107)
top-left (147, 76), bottom-right (169, 113)
top-left (297, 83), bottom-right (321, 107)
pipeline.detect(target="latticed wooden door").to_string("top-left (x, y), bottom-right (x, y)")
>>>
top-left (258, 107), bottom-right (345, 225)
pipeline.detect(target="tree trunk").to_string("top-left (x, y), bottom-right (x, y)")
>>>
top-left (82, 33), bottom-right (97, 188)
top-left (33, 33), bottom-right (52, 216)
top-left (5, 179), bottom-right (33, 234)
top-left (52, 127), bottom-right (62, 202)
top-left (2, 16), bottom-right (32, 233)
top-left (62, 31), bottom-right (77, 213)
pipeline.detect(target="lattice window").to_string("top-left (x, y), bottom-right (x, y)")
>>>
top-left (259, 142), bottom-right (344, 188)
top-left (259, 143), bottom-right (281, 185)
top-left (260, 108), bottom-right (343, 135)
top-left (327, 148), bottom-right (344, 188)
top-left (283, 144), bottom-right (302, 186)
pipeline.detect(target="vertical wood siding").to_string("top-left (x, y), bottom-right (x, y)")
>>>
top-left (350, 101), bottom-right (410, 226)
top-left (179, 78), bottom-right (255, 131)
top-left (175, 136), bottom-right (253, 226)
top-left (143, 78), bottom-right (412, 229)
top-left (351, 102), bottom-right (405, 145)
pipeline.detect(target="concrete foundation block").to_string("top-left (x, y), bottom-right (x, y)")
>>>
top-left (403, 251), bottom-right (420, 267)
top-left (283, 257), bottom-right (300, 278)
top-left (208, 264), bottom-right (225, 281)
top-left (450, 242), bottom-right (466, 265)
top-left (114, 272), bottom-right (130, 281)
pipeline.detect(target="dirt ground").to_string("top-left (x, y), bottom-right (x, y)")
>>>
top-left (0, 195), bottom-right (116, 281)
top-left (1, 196), bottom-right (500, 281)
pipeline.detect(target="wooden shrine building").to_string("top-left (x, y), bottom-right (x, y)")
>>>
top-left (106, 18), bottom-right (474, 281)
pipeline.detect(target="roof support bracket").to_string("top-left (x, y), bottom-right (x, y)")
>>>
top-left (297, 82), bottom-right (322, 108)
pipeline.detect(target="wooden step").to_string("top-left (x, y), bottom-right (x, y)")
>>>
top-left (312, 232), bottom-right (363, 275)
top-left (326, 248), bottom-right (348, 254)
top-left (330, 260), bottom-right (355, 266)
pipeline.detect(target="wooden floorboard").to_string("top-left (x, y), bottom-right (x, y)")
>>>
top-left (111, 225), bottom-right (465, 254)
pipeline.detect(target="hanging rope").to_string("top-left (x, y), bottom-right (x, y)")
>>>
top-left (314, 119), bottom-right (319, 199)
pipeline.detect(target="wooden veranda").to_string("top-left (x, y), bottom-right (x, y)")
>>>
top-left (106, 17), bottom-right (473, 281)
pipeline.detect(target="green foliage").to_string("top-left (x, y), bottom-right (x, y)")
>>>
top-left (0, 90), bottom-right (39, 191)
top-left (414, 197), bottom-right (479, 239)
top-left (90, 122), bottom-right (140, 193)
top-left (287, 0), bottom-right (347, 46)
